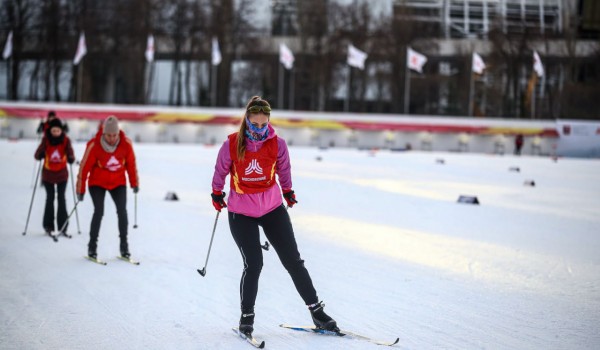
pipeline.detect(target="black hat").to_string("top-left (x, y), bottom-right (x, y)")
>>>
top-left (48, 118), bottom-right (63, 129)
top-left (48, 110), bottom-right (56, 118)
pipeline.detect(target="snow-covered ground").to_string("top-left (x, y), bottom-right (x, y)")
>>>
top-left (1, 139), bottom-right (599, 350)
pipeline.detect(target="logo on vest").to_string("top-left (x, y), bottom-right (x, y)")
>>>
top-left (244, 159), bottom-right (263, 175)
top-left (106, 155), bottom-right (121, 171)
top-left (49, 150), bottom-right (62, 163)
top-left (242, 159), bottom-right (266, 182)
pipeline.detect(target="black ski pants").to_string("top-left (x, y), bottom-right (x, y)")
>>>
top-left (228, 204), bottom-right (318, 312)
top-left (42, 181), bottom-right (67, 232)
top-left (88, 185), bottom-right (128, 252)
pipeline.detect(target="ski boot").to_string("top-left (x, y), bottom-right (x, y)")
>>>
top-left (120, 241), bottom-right (131, 259)
top-left (309, 301), bottom-right (338, 331)
top-left (120, 249), bottom-right (131, 259)
top-left (239, 310), bottom-right (255, 336)
top-left (88, 250), bottom-right (97, 260)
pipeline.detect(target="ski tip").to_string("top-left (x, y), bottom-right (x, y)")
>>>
top-left (117, 256), bottom-right (140, 265)
top-left (84, 256), bottom-right (107, 265)
top-left (392, 337), bottom-right (399, 345)
top-left (233, 327), bottom-right (265, 348)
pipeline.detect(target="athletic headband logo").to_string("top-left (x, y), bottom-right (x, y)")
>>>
top-left (244, 159), bottom-right (263, 175)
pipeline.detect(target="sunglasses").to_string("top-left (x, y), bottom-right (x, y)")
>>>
top-left (247, 105), bottom-right (272, 114)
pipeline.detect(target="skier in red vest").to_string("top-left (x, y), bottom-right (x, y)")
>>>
top-left (37, 110), bottom-right (69, 135)
top-left (34, 118), bottom-right (75, 237)
top-left (76, 116), bottom-right (139, 261)
top-left (211, 96), bottom-right (337, 337)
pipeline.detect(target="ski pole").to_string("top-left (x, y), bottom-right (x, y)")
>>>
top-left (69, 164), bottom-right (81, 234)
top-left (58, 199), bottom-right (82, 234)
top-left (198, 211), bottom-right (220, 277)
top-left (30, 135), bottom-right (42, 188)
top-left (23, 160), bottom-right (43, 236)
top-left (133, 192), bottom-right (138, 229)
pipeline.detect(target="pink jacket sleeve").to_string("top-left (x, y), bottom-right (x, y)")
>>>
top-left (212, 139), bottom-right (232, 191)
top-left (276, 137), bottom-right (292, 190)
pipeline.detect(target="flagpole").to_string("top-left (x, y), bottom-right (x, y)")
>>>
top-left (211, 64), bottom-right (217, 106)
top-left (345, 65), bottom-right (351, 112)
top-left (77, 63), bottom-right (83, 102)
top-left (145, 62), bottom-right (154, 103)
top-left (468, 54), bottom-right (475, 116)
top-left (278, 63), bottom-right (284, 108)
top-left (531, 84), bottom-right (536, 119)
top-left (404, 55), bottom-right (410, 115)
top-left (289, 68), bottom-right (294, 110)
top-left (6, 58), bottom-right (10, 99)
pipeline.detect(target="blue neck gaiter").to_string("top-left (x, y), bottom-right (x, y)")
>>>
top-left (245, 117), bottom-right (269, 141)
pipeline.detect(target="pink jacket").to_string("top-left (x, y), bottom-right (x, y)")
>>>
top-left (212, 125), bottom-right (292, 218)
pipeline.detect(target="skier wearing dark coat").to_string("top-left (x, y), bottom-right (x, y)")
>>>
top-left (37, 111), bottom-right (69, 135)
top-left (34, 118), bottom-right (75, 236)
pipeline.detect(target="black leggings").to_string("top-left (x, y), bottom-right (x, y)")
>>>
top-left (42, 181), bottom-right (67, 232)
top-left (88, 185), bottom-right (128, 252)
top-left (229, 204), bottom-right (318, 312)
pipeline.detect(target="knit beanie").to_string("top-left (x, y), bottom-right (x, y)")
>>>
top-left (48, 118), bottom-right (63, 129)
top-left (103, 116), bottom-right (120, 134)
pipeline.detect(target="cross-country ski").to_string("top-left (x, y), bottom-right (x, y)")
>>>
top-left (280, 324), bottom-right (399, 346)
top-left (84, 256), bottom-right (107, 265)
top-left (232, 327), bottom-right (265, 348)
top-left (45, 231), bottom-right (58, 242)
top-left (116, 256), bottom-right (140, 265)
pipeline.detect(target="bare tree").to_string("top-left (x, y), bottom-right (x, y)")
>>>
top-left (327, 0), bottom-right (372, 112)
top-left (295, 0), bottom-right (329, 111)
top-left (1, 0), bottom-right (35, 100)
top-left (208, 0), bottom-right (262, 107)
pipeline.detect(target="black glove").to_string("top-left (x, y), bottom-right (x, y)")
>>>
top-left (77, 193), bottom-right (84, 202)
top-left (68, 157), bottom-right (75, 164)
top-left (211, 190), bottom-right (227, 212)
top-left (283, 189), bottom-right (298, 208)
top-left (133, 187), bottom-right (139, 193)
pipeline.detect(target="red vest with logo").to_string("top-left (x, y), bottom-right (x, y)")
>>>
top-left (228, 133), bottom-right (278, 194)
top-left (44, 138), bottom-right (68, 172)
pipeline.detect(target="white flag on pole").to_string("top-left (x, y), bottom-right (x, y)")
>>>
top-left (211, 37), bottom-right (222, 66)
top-left (472, 52), bottom-right (486, 74)
top-left (533, 51), bottom-right (544, 77)
top-left (2, 31), bottom-right (13, 59)
top-left (347, 44), bottom-right (367, 70)
top-left (279, 43), bottom-right (294, 70)
top-left (407, 47), bottom-right (427, 73)
top-left (73, 32), bottom-right (87, 65)
top-left (145, 35), bottom-right (155, 63)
